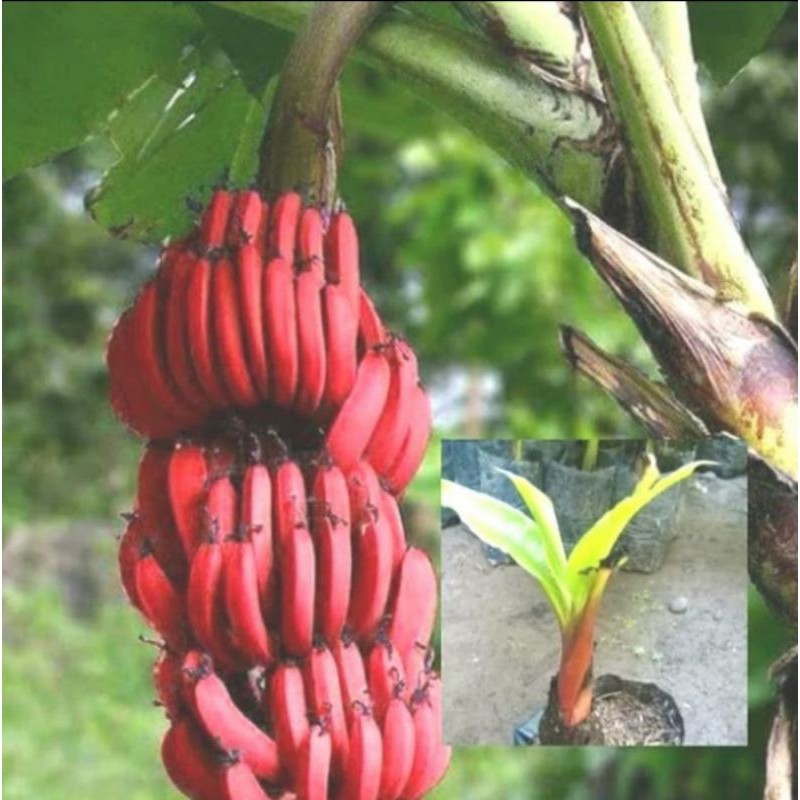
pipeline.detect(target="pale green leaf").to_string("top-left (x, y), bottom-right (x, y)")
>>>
top-left (496, 467), bottom-right (566, 569)
top-left (442, 479), bottom-right (571, 627)
top-left (566, 460), bottom-right (712, 606)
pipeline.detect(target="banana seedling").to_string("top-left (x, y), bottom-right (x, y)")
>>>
top-left (441, 454), bottom-right (710, 727)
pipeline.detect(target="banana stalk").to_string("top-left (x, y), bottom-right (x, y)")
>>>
top-left (258, 1), bottom-right (385, 204)
top-left (217, 1), bottom-right (614, 214)
top-left (630, 1), bottom-right (724, 191)
top-left (455, 2), bottom-right (603, 99)
top-left (580, 1), bottom-right (775, 317)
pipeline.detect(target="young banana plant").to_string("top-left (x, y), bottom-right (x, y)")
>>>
top-left (441, 454), bottom-right (709, 727)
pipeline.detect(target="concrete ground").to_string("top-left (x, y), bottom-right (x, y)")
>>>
top-left (441, 473), bottom-right (748, 746)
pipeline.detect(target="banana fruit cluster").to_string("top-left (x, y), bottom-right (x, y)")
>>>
top-left (108, 189), bottom-right (449, 800)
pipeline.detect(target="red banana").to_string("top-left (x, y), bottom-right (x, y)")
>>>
top-left (213, 256), bottom-right (260, 407)
top-left (297, 722), bottom-right (332, 800)
top-left (295, 269), bottom-right (327, 416)
top-left (347, 460), bottom-right (382, 522)
top-left (349, 513), bottom-right (394, 642)
top-left (263, 257), bottom-right (299, 408)
top-left (161, 718), bottom-right (220, 800)
top-left (108, 308), bottom-right (178, 438)
top-left (227, 189), bottom-right (267, 250)
top-left (385, 384), bottom-right (432, 496)
top-left (298, 205), bottom-right (325, 279)
top-left (358, 289), bottom-right (387, 351)
top-left (378, 696), bottom-right (415, 800)
top-left (280, 520), bottom-right (316, 658)
top-left (198, 188), bottom-right (234, 250)
top-left (168, 443), bottom-right (208, 560)
top-left (186, 256), bottom-right (232, 407)
top-left (366, 637), bottom-right (407, 724)
top-left (241, 463), bottom-right (275, 617)
top-left (341, 704), bottom-right (383, 800)
top-left (364, 340), bottom-right (418, 475)
top-left (106, 245), bottom-right (183, 439)
top-left (273, 461), bottom-right (316, 657)
top-left (419, 745), bottom-right (451, 800)
top-left (269, 660), bottom-right (310, 783)
top-left (186, 478), bottom-right (239, 672)
top-left (324, 210), bottom-right (360, 312)
top-left (387, 548), bottom-right (437, 660)
top-left (304, 643), bottom-right (349, 780)
top-left (153, 650), bottom-right (184, 721)
top-left (378, 490), bottom-right (407, 577)
top-left (223, 525), bottom-right (274, 666)
top-left (134, 546), bottom-right (187, 650)
top-left (311, 463), bottom-right (352, 643)
top-left (269, 192), bottom-right (302, 262)
top-left (236, 244), bottom-right (270, 397)
top-left (403, 679), bottom-right (450, 799)
top-left (273, 459), bottom-right (308, 553)
top-left (162, 248), bottom-right (213, 414)
top-left (331, 635), bottom-right (371, 714)
top-left (182, 652), bottom-right (281, 782)
top-left (326, 349), bottom-right (391, 471)
top-left (118, 515), bottom-right (144, 609)
top-left (131, 279), bottom-right (202, 430)
top-left (217, 756), bottom-right (270, 800)
top-left (320, 283), bottom-right (359, 414)
top-left (137, 446), bottom-right (187, 586)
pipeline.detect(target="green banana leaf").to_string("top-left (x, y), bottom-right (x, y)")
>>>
top-left (441, 479), bottom-right (571, 627)
top-left (443, 458), bottom-right (713, 634)
top-left (496, 468), bottom-right (566, 566)
top-left (566, 460), bottom-right (713, 607)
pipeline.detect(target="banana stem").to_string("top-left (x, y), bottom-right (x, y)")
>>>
top-left (219, 1), bottom-right (613, 217)
top-left (258, 1), bottom-right (385, 206)
top-left (581, 438), bottom-right (599, 471)
top-left (631, 1), bottom-right (724, 191)
top-left (580, 1), bottom-right (776, 318)
top-left (455, 1), bottom-right (603, 99)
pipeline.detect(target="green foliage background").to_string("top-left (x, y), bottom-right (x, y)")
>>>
top-left (3, 3), bottom-right (796, 798)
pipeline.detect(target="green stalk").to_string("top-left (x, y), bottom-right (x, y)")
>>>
top-left (581, 438), bottom-right (599, 471)
top-left (258, 2), bottom-right (385, 205)
top-left (580, 1), bottom-right (776, 318)
top-left (214, 1), bottom-right (611, 213)
top-left (631, 1), bottom-right (724, 191)
top-left (455, 2), bottom-right (603, 99)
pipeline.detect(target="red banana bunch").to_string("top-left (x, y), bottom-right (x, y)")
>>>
top-left (109, 188), bottom-right (447, 798)
top-left (107, 189), bottom-right (429, 497)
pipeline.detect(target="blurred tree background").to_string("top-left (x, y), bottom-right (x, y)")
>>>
top-left (3, 2), bottom-right (796, 799)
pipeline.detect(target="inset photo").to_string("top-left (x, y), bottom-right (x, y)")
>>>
top-left (441, 438), bottom-right (748, 746)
